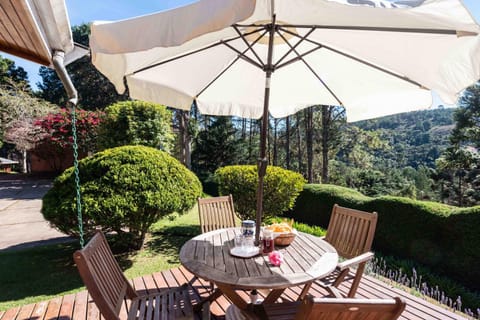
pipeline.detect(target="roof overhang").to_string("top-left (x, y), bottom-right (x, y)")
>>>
top-left (0, 0), bottom-right (75, 66)
top-left (0, 0), bottom-right (85, 103)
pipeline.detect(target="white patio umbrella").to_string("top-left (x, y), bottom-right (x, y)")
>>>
top-left (90, 0), bottom-right (480, 243)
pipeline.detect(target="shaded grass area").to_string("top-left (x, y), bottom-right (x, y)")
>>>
top-left (0, 207), bottom-right (201, 311)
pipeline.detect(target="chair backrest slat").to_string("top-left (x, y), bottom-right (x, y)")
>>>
top-left (198, 195), bottom-right (236, 233)
top-left (74, 231), bottom-right (137, 320)
top-left (325, 204), bottom-right (378, 259)
top-left (296, 296), bottom-right (406, 320)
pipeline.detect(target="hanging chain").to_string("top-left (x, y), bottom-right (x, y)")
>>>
top-left (71, 104), bottom-right (84, 248)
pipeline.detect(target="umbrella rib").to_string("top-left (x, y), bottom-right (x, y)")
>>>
top-left (291, 25), bottom-right (463, 35)
top-left (222, 41), bottom-right (264, 70)
top-left (131, 41), bottom-right (229, 75)
top-left (235, 23), bottom-right (462, 36)
top-left (195, 54), bottom-right (243, 98)
top-left (221, 27), bottom-right (270, 70)
top-left (275, 46), bottom-right (323, 70)
top-left (233, 24), bottom-right (265, 68)
top-left (276, 29), bottom-right (343, 106)
top-left (196, 34), bottom-right (266, 98)
top-left (130, 30), bottom-right (262, 75)
top-left (281, 27), bottom-right (426, 89)
top-left (274, 27), bottom-right (316, 67)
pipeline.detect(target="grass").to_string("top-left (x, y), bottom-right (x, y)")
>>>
top-left (0, 207), bottom-right (202, 311)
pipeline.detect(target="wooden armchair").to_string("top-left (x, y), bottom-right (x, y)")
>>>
top-left (73, 231), bottom-right (209, 320)
top-left (300, 204), bottom-right (378, 299)
top-left (226, 296), bottom-right (406, 320)
top-left (198, 194), bottom-right (237, 233)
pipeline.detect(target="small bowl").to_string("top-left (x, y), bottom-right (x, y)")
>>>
top-left (273, 231), bottom-right (296, 246)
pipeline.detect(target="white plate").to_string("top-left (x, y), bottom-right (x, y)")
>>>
top-left (230, 246), bottom-right (260, 258)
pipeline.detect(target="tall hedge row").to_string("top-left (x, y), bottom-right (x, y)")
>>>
top-left (287, 184), bottom-right (480, 290)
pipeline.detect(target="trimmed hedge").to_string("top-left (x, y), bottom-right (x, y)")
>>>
top-left (215, 165), bottom-right (306, 220)
top-left (287, 184), bottom-right (480, 290)
top-left (42, 145), bottom-right (202, 249)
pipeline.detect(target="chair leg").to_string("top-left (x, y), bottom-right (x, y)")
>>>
top-left (332, 268), bottom-right (350, 288)
top-left (194, 288), bottom-right (223, 313)
top-left (298, 282), bottom-right (312, 301)
top-left (347, 263), bottom-right (366, 298)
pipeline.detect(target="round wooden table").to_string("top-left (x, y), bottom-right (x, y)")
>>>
top-left (180, 228), bottom-right (338, 310)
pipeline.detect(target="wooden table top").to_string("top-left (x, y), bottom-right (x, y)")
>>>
top-left (180, 228), bottom-right (338, 291)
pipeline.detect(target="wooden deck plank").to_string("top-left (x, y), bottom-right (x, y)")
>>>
top-left (30, 301), bottom-right (48, 320)
top-left (58, 294), bottom-right (75, 320)
top-left (86, 293), bottom-right (100, 320)
top-left (1, 267), bottom-right (470, 320)
top-left (0, 307), bottom-right (19, 320)
top-left (14, 303), bottom-right (34, 320)
top-left (72, 290), bottom-right (88, 320)
top-left (44, 296), bottom-right (62, 319)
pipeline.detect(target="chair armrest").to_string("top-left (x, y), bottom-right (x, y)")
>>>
top-left (337, 252), bottom-right (374, 271)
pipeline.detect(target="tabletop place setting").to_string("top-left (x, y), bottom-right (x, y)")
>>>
top-left (229, 219), bottom-right (298, 266)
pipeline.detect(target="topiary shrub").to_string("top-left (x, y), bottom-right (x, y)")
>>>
top-left (42, 145), bottom-right (202, 249)
top-left (97, 100), bottom-right (174, 152)
top-left (214, 165), bottom-right (305, 220)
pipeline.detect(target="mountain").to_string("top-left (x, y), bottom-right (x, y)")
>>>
top-left (355, 107), bottom-right (455, 169)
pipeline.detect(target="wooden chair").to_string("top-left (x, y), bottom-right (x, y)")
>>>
top-left (73, 231), bottom-right (209, 320)
top-left (300, 204), bottom-right (378, 299)
top-left (197, 195), bottom-right (237, 297)
top-left (226, 296), bottom-right (406, 320)
top-left (198, 194), bottom-right (237, 233)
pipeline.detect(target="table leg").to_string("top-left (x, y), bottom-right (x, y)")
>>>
top-left (215, 284), bottom-right (249, 310)
top-left (263, 288), bottom-right (285, 304)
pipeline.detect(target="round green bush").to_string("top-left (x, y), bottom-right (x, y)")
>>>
top-left (42, 145), bottom-right (202, 249)
top-left (214, 165), bottom-right (306, 220)
top-left (97, 100), bottom-right (174, 152)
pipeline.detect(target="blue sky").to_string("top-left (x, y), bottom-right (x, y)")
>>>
top-left (4, 0), bottom-right (480, 101)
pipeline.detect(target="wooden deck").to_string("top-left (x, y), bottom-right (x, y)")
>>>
top-left (0, 266), bottom-right (468, 320)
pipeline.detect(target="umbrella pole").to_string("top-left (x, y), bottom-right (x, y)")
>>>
top-left (255, 16), bottom-right (276, 246)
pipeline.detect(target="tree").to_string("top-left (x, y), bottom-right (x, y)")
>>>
top-left (97, 100), bottom-right (174, 152)
top-left (320, 105), bottom-right (345, 183)
top-left (174, 109), bottom-right (196, 168)
top-left (0, 55), bottom-right (30, 91)
top-left (436, 146), bottom-right (479, 206)
top-left (32, 108), bottom-right (103, 172)
top-left (191, 116), bottom-right (246, 190)
top-left (37, 24), bottom-right (127, 109)
top-left (0, 87), bottom-right (56, 171)
top-left (451, 82), bottom-right (480, 148)
top-left (436, 82), bottom-right (480, 206)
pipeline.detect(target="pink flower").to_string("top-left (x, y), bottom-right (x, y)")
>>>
top-left (268, 251), bottom-right (284, 266)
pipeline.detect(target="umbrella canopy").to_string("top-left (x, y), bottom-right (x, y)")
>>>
top-left (90, 0), bottom-right (480, 122)
top-left (90, 0), bottom-right (480, 242)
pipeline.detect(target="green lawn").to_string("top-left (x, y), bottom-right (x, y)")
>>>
top-left (0, 207), bottom-right (201, 311)
top-left (0, 206), bottom-right (326, 312)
